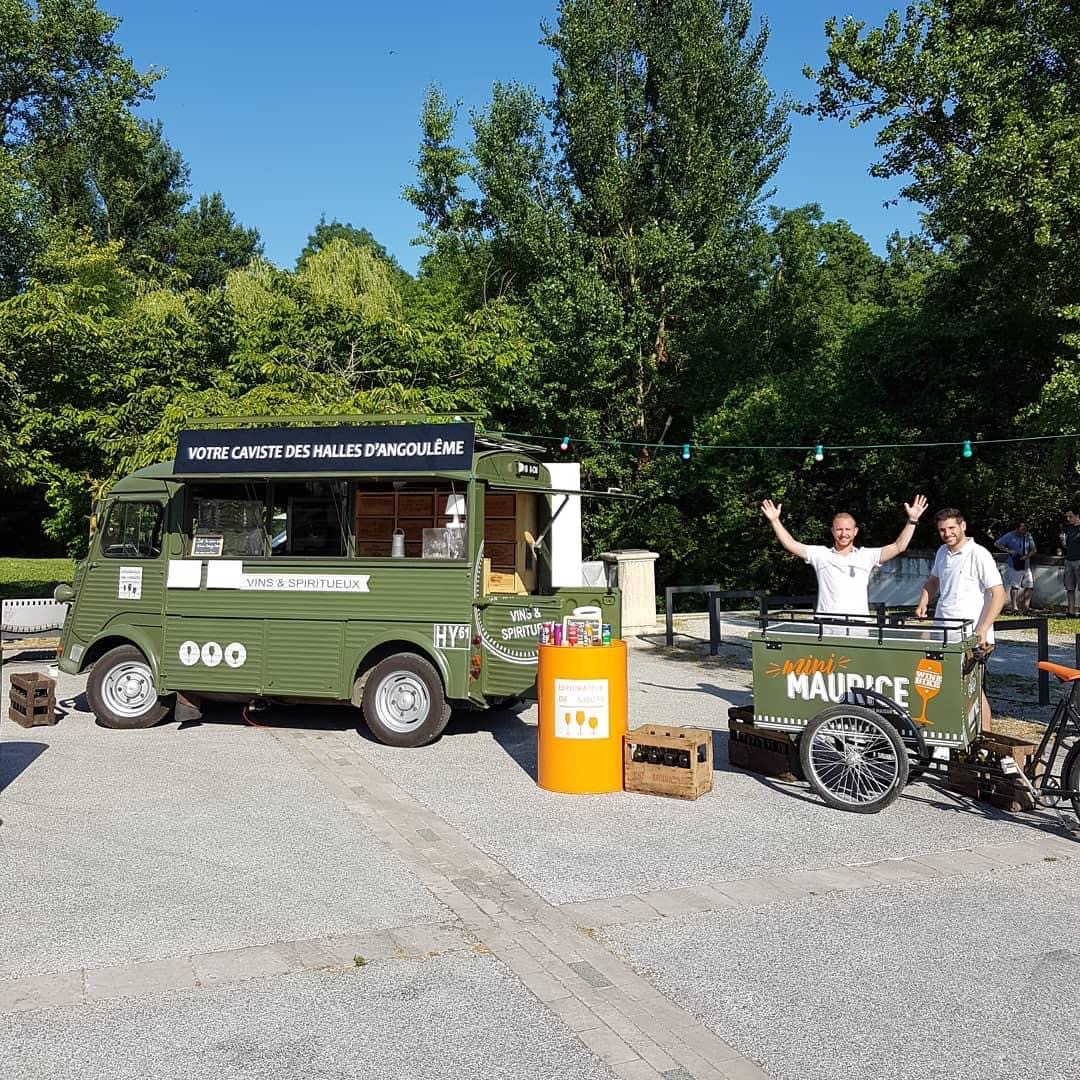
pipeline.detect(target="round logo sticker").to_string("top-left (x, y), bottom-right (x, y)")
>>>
top-left (224, 642), bottom-right (247, 668)
top-left (201, 641), bottom-right (223, 667)
top-left (178, 640), bottom-right (200, 667)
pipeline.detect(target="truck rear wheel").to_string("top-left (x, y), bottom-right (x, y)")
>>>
top-left (87, 645), bottom-right (170, 729)
top-left (361, 653), bottom-right (450, 748)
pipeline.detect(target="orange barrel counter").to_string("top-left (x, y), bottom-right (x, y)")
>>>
top-left (536, 640), bottom-right (628, 794)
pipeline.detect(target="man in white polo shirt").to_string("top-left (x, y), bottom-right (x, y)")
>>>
top-left (915, 507), bottom-right (1006, 727)
top-left (760, 495), bottom-right (929, 618)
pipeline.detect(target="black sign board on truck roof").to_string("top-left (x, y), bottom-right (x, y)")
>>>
top-left (174, 422), bottom-right (476, 476)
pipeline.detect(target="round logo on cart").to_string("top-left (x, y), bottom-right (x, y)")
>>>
top-left (178, 640), bottom-right (200, 667)
top-left (201, 641), bottom-right (223, 667)
top-left (224, 642), bottom-right (247, 668)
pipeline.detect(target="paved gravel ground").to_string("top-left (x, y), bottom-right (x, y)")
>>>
top-left (345, 634), bottom-right (1070, 905)
top-left (3, 951), bottom-right (614, 1080)
top-left (601, 860), bottom-right (1080, 1080)
top-left (0, 669), bottom-right (446, 978)
top-left (2, 622), bottom-right (1077, 1080)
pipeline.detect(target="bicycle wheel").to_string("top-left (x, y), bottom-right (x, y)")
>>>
top-left (799, 704), bottom-right (909, 814)
top-left (1063, 742), bottom-right (1080, 823)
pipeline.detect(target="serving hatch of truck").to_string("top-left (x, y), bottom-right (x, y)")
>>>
top-left (54, 417), bottom-right (634, 746)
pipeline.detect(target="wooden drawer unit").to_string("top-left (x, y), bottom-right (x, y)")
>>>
top-left (355, 486), bottom-right (464, 560)
top-left (485, 517), bottom-right (518, 543)
top-left (356, 540), bottom-right (390, 557)
top-left (485, 493), bottom-right (516, 518)
top-left (356, 516), bottom-right (394, 540)
top-left (355, 493), bottom-right (395, 516)
top-left (398, 493), bottom-right (434, 517)
top-left (485, 541), bottom-right (516, 568)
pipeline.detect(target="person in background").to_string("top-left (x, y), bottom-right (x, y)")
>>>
top-left (994, 521), bottom-right (1036, 614)
top-left (760, 495), bottom-right (928, 618)
top-left (916, 507), bottom-right (1006, 728)
top-left (1060, 509), bottom-right (1080, 617)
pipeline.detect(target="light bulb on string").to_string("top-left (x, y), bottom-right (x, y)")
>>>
top-left (814, 444), bottom-right (824, 463)
top-left (962, 439), bottom-right (973, 459)
top-left (560, 435), bottom-right (570, 452)
top-left (681, 444), bottom-right (691, 461)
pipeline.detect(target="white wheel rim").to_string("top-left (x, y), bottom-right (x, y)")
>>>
top-left (102, 660), bottom-right (157, 718)
top-left (375, 672), bottom-right (430, 733)
top-left (806, 712), bottom-right (900, 805)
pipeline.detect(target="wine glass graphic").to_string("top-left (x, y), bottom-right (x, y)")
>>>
top-left (563, 711), bottom-right (573, 734)
top-left (913, 658), bottom-right (943, 726)
top-left (575, 710), bottom-right (586, 735)
top-left (587, 715), bottom-right (599, 735)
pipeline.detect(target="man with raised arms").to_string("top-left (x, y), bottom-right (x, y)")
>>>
top-left (760, 495), bottom-right (929, 618)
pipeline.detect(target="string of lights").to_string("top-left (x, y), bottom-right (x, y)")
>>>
top-left (487, 428), bottom-right (1080, 462)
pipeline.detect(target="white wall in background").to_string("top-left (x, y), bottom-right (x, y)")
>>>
top-left (546, 462), bottom-right (582, 587)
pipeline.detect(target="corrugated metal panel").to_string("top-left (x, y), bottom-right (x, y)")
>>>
top-left (161, 618), bottom-right (264, 693)
top-left (71, 558), bottom-right (166, 643)
top-left (264, 620), bottom-right (344, 695)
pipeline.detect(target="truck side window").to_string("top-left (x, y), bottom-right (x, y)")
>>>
top-left (101, 502), bottom-right (163, 559)
top-left (270, 481), bottom-right (348, 557)
top-left (190, 483), bottom-right (268, 557)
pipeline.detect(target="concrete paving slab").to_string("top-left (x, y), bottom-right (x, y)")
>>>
top-left (0, 970), bottom-right (83, 1013)
top-left (3, 951), bottom-right (618, 1080)
top-left (84, 956), bottom-right (195, 1001)
top-left (601, 861), bottom-right (1080, 1080)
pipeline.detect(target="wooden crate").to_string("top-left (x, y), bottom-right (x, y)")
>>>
top-left (946, 732), bottom-right (1042, 812)
top-left (623, 725), bottom-right (713, 800)
top-left (8, 671), bottom-right (57, 728)
top-left (727, 706), bottom-right (803, 783)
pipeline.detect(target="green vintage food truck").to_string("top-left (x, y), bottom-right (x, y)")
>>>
top-left (55, 419), bottom-right (623, 746)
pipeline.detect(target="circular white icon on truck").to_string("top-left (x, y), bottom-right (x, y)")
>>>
top-left (179, 639), bottom-right (247, 667)
top-left (225, 642), bottom-right (247, 668)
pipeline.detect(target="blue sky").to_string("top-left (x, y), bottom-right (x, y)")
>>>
top-left (104, 1), bottom-right (919, 275)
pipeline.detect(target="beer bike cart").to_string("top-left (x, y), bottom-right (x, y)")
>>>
top-left (747, 612), bottom-right (1080, 820)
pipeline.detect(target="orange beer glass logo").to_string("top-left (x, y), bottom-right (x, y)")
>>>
top-left (913, 658), bottom-right (943, 726)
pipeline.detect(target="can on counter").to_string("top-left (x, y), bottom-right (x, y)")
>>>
top-left (552, 623), bottom-right (564, 646)
top-left (602, 623), bottom-right (612, 645)
top-left (567, 623), bottom-right (579, 647)
top-left (581, 624), bottom-right (593, 647)
top-left (539, 621), bottom-right (552, 645)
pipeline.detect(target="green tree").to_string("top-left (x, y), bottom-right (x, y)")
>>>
top-left (0, 0), bottom-right (162, 291)
top-left (407, 1), bottom-right (789, 491)
top-left (145, 192), bottom-right (262, 290)
top-left (295, 215), bottom-right (408, 285)
top-left (806, 0), bottom-right (1080, 403)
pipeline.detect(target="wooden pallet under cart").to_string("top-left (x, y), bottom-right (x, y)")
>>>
top-left (947, 731), bottom-right (1044, 812)
top-left (727, 706), bottom-right (803, 783)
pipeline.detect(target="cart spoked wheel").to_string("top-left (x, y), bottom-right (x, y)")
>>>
top-left (799, 704), bottom-right (910, 814)
top-left (1064, 743), bottom-right (1080, 823)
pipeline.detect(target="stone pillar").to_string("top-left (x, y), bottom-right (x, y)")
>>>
top-left (599, 549), bottom-right (659, 633)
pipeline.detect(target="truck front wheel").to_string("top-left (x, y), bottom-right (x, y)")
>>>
top-left (361, 654), bottom-right (450, 748)
top-left (86, 645), bottom-right (170, 729)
